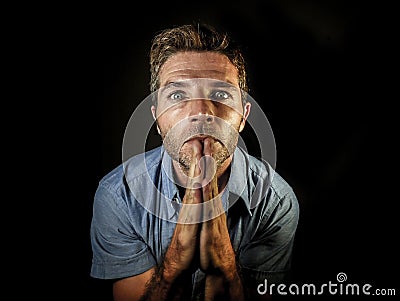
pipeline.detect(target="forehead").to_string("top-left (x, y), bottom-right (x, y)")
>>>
top-left (159, 51), bottom-right (239, 87)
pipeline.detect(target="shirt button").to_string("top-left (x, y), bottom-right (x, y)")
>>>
top-left (171, 198), bottom-right (180, 211)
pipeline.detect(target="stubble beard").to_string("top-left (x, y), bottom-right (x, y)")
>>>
top-left (157, 118), bottom-right (241, 176)
top-left (160, 130), bottom-right (236, 175)
top-left (177, 141), bottom-right (232, 174)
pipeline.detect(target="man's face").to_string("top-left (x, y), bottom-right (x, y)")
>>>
top-left (152, 51), bottom-right (250, 173)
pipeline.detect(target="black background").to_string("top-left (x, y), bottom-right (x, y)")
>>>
top-left (32, 0), bottom-right (398, 299)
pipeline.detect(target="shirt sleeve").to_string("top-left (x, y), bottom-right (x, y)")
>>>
top-left (239, 188), bottom-right (300, 285)
top-left (90, 183), bottom-right (156, 279)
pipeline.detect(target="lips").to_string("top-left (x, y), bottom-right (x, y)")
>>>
top-left (185, 135), bottom-right (207, 142)
top-left (184, 134), bottom-right (219, 145)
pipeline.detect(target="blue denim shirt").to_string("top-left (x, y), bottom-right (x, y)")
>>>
top-left (90, 145), bottom-right (299, 297)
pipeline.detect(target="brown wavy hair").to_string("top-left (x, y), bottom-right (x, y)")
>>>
top-left (149, 23), bottom-right (248, 96)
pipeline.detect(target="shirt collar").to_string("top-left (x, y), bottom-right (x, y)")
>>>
top-left (226, 147), bottom-right (252, 215)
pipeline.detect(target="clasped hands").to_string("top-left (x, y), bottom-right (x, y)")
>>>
top-left (167, 137), bottom-right (236, 281)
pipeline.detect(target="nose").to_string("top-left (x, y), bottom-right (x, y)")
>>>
top-left (190, 113), bottom-right (214, 123)
top-left (189, 99), bottom-right (214, 123)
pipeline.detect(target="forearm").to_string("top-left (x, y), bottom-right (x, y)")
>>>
top-left (139, 264), bottom-right (172, 301)
top-left (141, 216), bottom-right (199, 301)
top-left (140, 259), bottom-right (191, 301)
top-left (225, 268), bottom-right (246, 301)
top-left (204, 266), bottom-right (245, 301)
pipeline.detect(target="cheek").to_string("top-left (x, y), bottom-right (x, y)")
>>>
top-left (156, 111), bottom-right (179, 132)
top-left (214, 103), bottom-right (243, 124)
top-left (220, 111), bottom-right (243, 129)
top-left (156, 115), bottom-right (169, 131)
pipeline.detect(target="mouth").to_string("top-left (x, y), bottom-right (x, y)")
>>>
top-left (185, 135), bottom-right (207, 142)
top-left (184, 134), bottom-right (220, 145)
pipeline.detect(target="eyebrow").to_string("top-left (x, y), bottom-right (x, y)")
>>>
top-left (159, 81), bottom-right (188, 94)
top-left (160, 80), bottom-right (237, 93)
top-left (209, 81), bottom-right (237, 89)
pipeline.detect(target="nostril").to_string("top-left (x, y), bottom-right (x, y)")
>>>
top-left (190, 113), bottom-right (213, 123)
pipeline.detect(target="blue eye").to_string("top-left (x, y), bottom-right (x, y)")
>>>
top-left (169, 91), bottom-right (186, 101)
top-left (211, 90), bottom-right (230, 101)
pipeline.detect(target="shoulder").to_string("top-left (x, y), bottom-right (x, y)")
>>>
top-left (240, 149), bottom-right (299, 215)
top-left (243, 151), bottom-right (294, 197)
top-left (96, 146), bottom-right (163, 196)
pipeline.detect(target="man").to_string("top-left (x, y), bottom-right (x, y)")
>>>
top-left (90, 23), bottom-right (299, 301)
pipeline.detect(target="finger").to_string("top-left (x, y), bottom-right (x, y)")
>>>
top-left (202, 177), bottom-right (213, 203)
top-left (209, 175), bottom-right (224, 219)
top-left (203, 137), bottom-right (213, 157)
top-left (183, 143), bottom-right (203, 205)
top-left (203, 138), bottom-right (219, 201)
top-left (202, 138), bottom-right (220, 220)
top-left (202, 138), bottom-right (217, 188)
top-left (202, 173), bottom-right (221, 222)
top-left (184, 160), bottom-right (201, 204)
top-left (203, 138), bottom-right (213, 181)
top-left (211, 172), bottom-right (219, 198)
top-left (180, 155), bottom-right (202, 223)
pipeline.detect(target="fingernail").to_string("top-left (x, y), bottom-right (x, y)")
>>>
top-left (193, 182), bottom-right (202, 189)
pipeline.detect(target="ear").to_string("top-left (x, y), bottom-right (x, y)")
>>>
top-left (151, 105), bottom-right (157, 120)
top-left (238, 102), bottom-right (251, 132)
top-left (151, 105), bottom-right (161, 135)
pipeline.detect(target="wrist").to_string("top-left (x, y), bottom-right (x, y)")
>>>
top-left (226, 270), bottom-right (245, 301)
top-left (160, 258), bottom-right (180, 284)
top-left (224, 267), bottom-right (241, 283)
